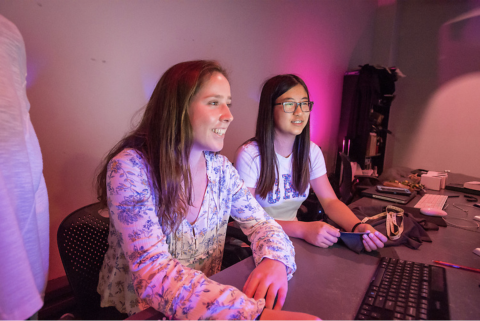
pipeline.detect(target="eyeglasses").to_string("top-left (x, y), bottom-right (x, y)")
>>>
top-left (274, 101), bottom-right (314, 113)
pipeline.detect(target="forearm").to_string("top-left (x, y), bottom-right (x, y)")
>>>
top-left (275, 219), bottom-right (309, 239)
top-left (230, 184), bottom-right (296, 279)
top-left (133, 258), bottom-right (264, 319)
top-left (322, 199), bottom-right (360, 232)
top-left (245, 218), bottom-right (297, 279)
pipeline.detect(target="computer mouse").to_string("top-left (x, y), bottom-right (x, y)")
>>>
top-left (420, 207), bottom-right (447, 217)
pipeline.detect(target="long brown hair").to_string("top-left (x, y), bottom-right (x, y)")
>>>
top-left (96, 60), bottom-right (228, 234)
top-left (251, 74), bottom-right (311, 199)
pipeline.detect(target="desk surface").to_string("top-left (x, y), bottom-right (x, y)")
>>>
top-left (128, 189), bottom-right (480, 320)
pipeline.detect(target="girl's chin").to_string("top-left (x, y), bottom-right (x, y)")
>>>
top-left (205, 145), bottom-right (223, 153)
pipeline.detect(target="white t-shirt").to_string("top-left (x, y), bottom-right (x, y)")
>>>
top-left (235, 141), bottom-right (326, 221)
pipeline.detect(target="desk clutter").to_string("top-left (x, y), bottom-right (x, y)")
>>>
top-left (355, 257), bottom-right (450, 320)
top-left (337, 206), bottom-right (438, 254)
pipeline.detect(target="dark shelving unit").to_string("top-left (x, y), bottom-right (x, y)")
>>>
top-left (335, 64), bottom-right (399, 179)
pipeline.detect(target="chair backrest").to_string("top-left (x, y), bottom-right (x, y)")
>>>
top-left (338, 152), bottom-right (354, 204)
top-left (57, 203), bottom-right (114, 319)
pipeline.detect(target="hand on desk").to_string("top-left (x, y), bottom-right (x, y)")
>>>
top-left (260, 308), bottom-right (321, 320)
top-left (243, 258), bottom-right (287, 310)
top-left (303, 221), bottom-right (340, 248)
top-left (355, 224), bottom-right (388, 252)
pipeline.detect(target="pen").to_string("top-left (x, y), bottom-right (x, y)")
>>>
top-left (433, 260), bottom-right (480, 274)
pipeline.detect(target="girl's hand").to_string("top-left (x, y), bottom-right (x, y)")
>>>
top-left (243, 258), bottom-right (288, 310)
top-left (357, 224), bottom-right (388, 251)
top-left (260, 308), bottom-right (321, 320)
top-left (303, 221), bottom-right (340, 248)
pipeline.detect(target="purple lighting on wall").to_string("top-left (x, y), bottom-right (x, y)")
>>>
top-left (141, 74), bottom-right (158, 101)
top-left (26, 60), bottom-right (43, 88)
top-left (300, 71), bottom-right (336, 154)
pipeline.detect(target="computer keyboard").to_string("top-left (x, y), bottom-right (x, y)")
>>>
top-left (414, 194), bottom-right (448, 210)
top-left (355, 257), bottom-right (450, 320)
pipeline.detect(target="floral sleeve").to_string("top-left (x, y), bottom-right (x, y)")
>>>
top-left (228, 163), bottom-right (297, 279)
top-left (106, 149), bottom-right (264, 319)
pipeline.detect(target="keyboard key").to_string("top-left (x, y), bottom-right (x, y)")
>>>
top-left (373, 267), bottom-right (386, 287)
top-left (385, 300), bottom-right (395, 310)
top-left (374, 296), bottom-right (386, 308)
top-left (395, 306), bottom-right (405, 314)
top-left (406, 307), bottom-right (416, 316)
top-left (360, 309), bottom-right (370, 316)
top-left (394, 313), bottom-right (404, 319)
top-left (371, 312), bottom-right (381, 319)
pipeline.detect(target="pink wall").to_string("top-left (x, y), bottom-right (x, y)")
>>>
top-left (0, 0), bottom-right (376, 280)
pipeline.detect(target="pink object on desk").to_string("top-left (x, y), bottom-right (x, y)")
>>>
top-left (433, 260), bottom-right (480, 274)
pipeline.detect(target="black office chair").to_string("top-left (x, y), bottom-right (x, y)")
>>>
top-left (296, 188), bottom-right (325, 222)
top-left (222, 221), bottom-right (253, 270)
top-left (57, 203), bottom-right (128, 320)
top-left (338, 152), bottom-right (380, 205)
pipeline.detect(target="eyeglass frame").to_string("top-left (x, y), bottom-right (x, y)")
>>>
top-left (274, 101), bottom-right (314, 113)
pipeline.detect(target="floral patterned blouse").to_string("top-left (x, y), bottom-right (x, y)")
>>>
top-left (97, 149), bottom-right (296, 319)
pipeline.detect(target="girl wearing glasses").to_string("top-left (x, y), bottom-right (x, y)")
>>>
top-left (96, 62), bottom-right (318, 320)
top-left (235, 74), bottom-right (387, 251)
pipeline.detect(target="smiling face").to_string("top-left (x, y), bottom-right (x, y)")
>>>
top-left (188, 72), bottom-right (233, 153)
top-left (273, 84), bottom-right (310, 141)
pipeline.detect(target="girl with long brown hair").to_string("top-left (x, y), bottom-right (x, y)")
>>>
top-left (96, 61), bottom-right (318, 320)
top-left (235, 74), bottom-right (388, 251)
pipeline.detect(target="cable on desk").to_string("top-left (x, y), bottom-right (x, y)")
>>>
top-left (442, 217), bottom-right (480, 233)
top-left (452, 204), bottom-right (469, 214)
top-left (453, 203), bottom-right (480, 210)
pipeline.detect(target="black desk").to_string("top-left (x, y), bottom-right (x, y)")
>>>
top-left (128, 189), bottom-right (480, 320)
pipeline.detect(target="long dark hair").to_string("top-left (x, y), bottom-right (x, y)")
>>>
top-left (252, 74), bottom-right (311, 199)
top-left (96, 60), bottom-right (228, 234)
